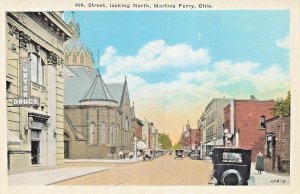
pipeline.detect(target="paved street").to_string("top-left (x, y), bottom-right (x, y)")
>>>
top-left (53, 155), bottom-right (213, 185)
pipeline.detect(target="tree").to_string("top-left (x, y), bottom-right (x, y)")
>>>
top-left (158, 133), bottom-right (172, 150)
top-left (272, 91), bottom-right (290, 116)
top-left (173, 141), bottom-right (181, 150)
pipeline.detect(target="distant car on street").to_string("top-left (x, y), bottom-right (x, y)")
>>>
top-left (174, 149), bottom-right (184, 159)
top-left (211, 147), bottom-right (252, 186)
top-left (190, 150), bottom-right (200, 160)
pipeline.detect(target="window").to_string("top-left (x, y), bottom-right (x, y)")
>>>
top-left (124, 118), bottom-right (129, 131)
top-left (110, 124), bottom-right (114, 144)
top-left (80, 53), bottom-right (84, 64)
top-left (90, 123), bottom-right (94, 144)
top-left (73, 53), bottom-right (77, 63)
top-left (260, 116), bottom-right (266, 129)
top-left (30, 53), bottom-right (44, 85)
top-left (65, 54), bottom-right (69, 64)
top-left (222, 152), bottom-right (242, 163)
top-left (101, 122), bottom-right (106, 144)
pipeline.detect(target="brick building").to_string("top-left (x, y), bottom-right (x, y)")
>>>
top-left (135, 118), bottom-right (143, 141)
top-left (223, 96), bottom-right (274, 161)
top-left (265, 116), bottom-right (290, 173)
top-left (179, 121), bottom-right (200, 151)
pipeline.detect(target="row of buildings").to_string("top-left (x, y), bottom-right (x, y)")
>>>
top-left (179, 96), bottom-right (290, 173)
top-left (6, 12), bottom-right (161, 174)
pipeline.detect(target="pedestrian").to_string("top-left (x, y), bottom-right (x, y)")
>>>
top-left (118, 150), bottom-right (123, 160)
top-left (255, 151), bottom-right (264, 174)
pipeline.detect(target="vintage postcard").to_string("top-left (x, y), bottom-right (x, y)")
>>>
top-left (0, 0), bottom-right (299, 194)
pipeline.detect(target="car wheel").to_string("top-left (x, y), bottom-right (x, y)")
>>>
top-left (221, 169), bottom-right (243, 185)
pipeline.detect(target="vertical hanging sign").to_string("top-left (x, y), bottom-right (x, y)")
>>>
top-left (12, 57), bottom-right (40, 106)
top-left (20, 57), bottom-right (31, 97)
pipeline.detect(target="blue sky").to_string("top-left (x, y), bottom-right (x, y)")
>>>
top-left (64, 10), bottom-right (290, 142)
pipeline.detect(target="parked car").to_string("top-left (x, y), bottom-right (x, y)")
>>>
top-left (211, 147), bottom-right (252, 185)
top-left (174, 149), bottom-right (184, 159)
top-left (143, 149), bottom-right (154, 161)
top-left (190, 150), bottom-right (200, 160)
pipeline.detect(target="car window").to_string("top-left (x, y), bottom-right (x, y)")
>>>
top-left (222, 152), bottom-right (242, 163)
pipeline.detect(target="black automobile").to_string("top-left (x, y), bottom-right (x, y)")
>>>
top-left (174, 149), bottom-right (184, 159)
top-left (212, 147), bottom-right (252, 185)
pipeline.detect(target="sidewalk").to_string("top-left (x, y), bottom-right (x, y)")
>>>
top-left (65, 157), bottom-right (143, 164)
top-left (9, 166), bottom-right (109, 185)
top-left (249, 163), bottom-right (290, 185)
top-left (207, 161), bottom-right (290, 186)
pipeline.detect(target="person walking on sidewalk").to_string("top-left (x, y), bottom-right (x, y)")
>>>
top-left (118, 150), bottom-right (124, 160)
top-left (255, 151), bottom-right (264, 174)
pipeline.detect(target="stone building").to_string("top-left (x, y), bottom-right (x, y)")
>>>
top-left (265, 116), bottom-right (290, 173)
top-left (223, 96), bottom-right (274, 161)
top-left (199, 98), bottom-right (232, 157)
top-left (6, 12), bottom-right (72, 174)
top-left (63, 14), bottom-right (135, 159)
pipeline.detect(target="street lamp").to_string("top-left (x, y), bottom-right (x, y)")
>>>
top-left (213, 136), bottom-right (217, 148)
top-left (134, 136), bottom-right (137, 161)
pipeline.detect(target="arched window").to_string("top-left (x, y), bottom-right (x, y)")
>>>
top-left (110, 124), bottom-right (114, 144)
top-left (124, 118), bottom-right (129, 131)
top-left (114, 125), bottom-right (117, 145)
top-left (65, 54), bottom-right (69, 64)
top-left (90, 123), bottom-right (95, 144)
top-left (80, 53), bottom-right (84, 64)
top-left (73, 53), bottom-right (77, 63)
top-left (30, 53), bottom-right (44, 85)
top-left (101, 122), bottom-right (106, 144)
top-left (116, 125), bottom-right (119, 144)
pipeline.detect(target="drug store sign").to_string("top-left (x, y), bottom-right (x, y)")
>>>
top-left (12, 58), bottom-right (40, 107)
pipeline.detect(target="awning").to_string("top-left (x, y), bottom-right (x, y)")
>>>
top-left (205, 138), bottom-right (223, 146)
top-left (137, 140), bottom-right (147, 150)
top-left (7, 130), bottom-right (22, 145)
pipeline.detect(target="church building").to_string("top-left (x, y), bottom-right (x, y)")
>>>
top-left (63, 14), bottom-right (136, 159)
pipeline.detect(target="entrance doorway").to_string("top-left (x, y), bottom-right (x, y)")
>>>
top-left (31, 129), bottom-right (41, 165)
top-left (64, 133), bottom-right (70, 159)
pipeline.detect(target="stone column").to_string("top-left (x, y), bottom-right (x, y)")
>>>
top-left (47, 51), bottom-right (57, 166)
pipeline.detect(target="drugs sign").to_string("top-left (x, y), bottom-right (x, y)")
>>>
top-left (12, 58), bottom-right (40, 107)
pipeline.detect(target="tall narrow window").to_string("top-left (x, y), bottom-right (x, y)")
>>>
top-left (260, 116), bottom-right (266, 129)
top-left (110, 124), bottom-right (114, 144)
top-left (80, 53), bottom-right (84, 64)
top-left (90, 123), bottom-right (94, 144)
top-left (30, 53), bottom-right (44, 85)
top-left (101, 122), bottom-right (106, 144)
top-left (114, 125), bottom-right (117, 145)
top-left (73, 53), bottom-right (77, 63)
top-left (65, 54), bottom-right (69, 64)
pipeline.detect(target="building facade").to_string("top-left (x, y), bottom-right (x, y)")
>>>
top-left (199, 98), bottom-right (232, 156)
top-left (223, 97), bottom-right (274, 161)
top-left (6, 12), bottom-right (72, 174)
top-left (265, 116), bottom-right (290, 173)
top-left (135, 118), bottom-right (143, 141)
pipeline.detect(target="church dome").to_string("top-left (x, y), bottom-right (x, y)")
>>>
top-left (63, 12), bottom-right (94, 69)
top-left (64, 37), bottom-right (93, 56)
